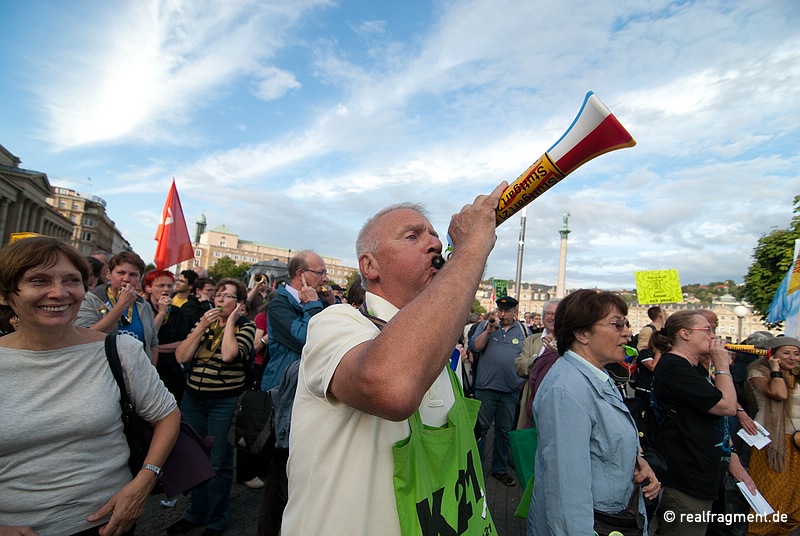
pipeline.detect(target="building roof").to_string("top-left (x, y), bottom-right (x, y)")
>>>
top-left (209, 224), bottom-right (237, 235)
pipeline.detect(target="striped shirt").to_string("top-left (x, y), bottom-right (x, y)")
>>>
top-left (186, 317), bottom-right (256, 399)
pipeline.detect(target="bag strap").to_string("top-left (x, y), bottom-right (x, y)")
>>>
top-left (356, 304), bottom-right (464, 430)
top-left (103, 334), bottom-right (136, 418)
top-left (358, 303), bottom-right (386, 330)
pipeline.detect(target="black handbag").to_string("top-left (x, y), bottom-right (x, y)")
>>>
top-left (103, 335), bottom-right (216, 497)
top-left (593, 485), bottom-right (645, 536)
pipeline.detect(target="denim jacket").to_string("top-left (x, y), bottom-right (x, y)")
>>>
top-left (528, 350), bottom-right (645, 535)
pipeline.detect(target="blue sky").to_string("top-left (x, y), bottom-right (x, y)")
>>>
top-left (1, 0), bottom-right (799, 289)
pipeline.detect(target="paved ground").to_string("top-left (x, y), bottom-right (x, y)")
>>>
top-left (135, 432), bottom-right (800, 536)
top-left (136, 429), bottom-right (526, 536)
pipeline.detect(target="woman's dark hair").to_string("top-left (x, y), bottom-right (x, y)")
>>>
top-left (216, 278), bottom-right (247, 302)
top-left (346, 278), bottom-right (366, 308)
top-left (86, 256), bottom-right (104, 279)
top-left (555, 289), bottom-right (628, 355)
top-left (0, 237), bottom-right (91, 314)
top-left (650, 310), bottom-right (704, 353)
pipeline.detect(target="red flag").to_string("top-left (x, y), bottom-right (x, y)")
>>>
top-left (153, 178), bottom-right (194, 270)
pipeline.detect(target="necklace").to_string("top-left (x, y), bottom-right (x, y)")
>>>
top-left (106, 287), bottom-right (134, 327)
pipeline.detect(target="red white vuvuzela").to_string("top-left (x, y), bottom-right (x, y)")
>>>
top-left (495, 91), bottom-right (636, 225)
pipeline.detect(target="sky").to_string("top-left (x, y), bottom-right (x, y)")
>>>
top-left (1, 0), bottom-right (799, 290)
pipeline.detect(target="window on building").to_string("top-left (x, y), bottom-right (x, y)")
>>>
top-left (72, 203), bottom-right (79, 210)
top-left (214, 252), bottom-right (222, 258)
top-left (219, 240), bottom-right (226, 247)
top-left (81, 231), bottom-right (93, 242)
top-left (234, 255), bottom-right (240, 260)
top-left (195, 249), bottom-right (202, 257)
top-left (193, 260), bottom-right (199, 267)
top-left (84, 218), bottom-right (94, 227)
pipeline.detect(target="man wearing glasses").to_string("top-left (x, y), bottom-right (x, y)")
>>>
top-left (256, 251), bottom-right (332, 535)
top-left (260, 250), bottom-right (332, 392)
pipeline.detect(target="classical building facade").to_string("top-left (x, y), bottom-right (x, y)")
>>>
top-left (46, 187), bottom-right (131, 254)
top-left (181, 222), bottom-right (359, 288)
top-left (0, 144), bottom-right (73, 245)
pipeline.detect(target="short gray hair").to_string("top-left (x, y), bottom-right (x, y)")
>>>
top-left (542, 298), bottom-right (562, 314)
top-left (356, 202), bottom-right (429, 286)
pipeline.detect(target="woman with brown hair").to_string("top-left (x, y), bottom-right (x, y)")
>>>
top-left (528, 289), bottom-right (659, 535)
top-left (0, 237), bottom-right (179, 535)
top-left (746, 337), bottom-right (800, 535)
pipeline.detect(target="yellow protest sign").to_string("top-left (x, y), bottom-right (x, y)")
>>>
top-left (634, 269), bottom-right (682, 304)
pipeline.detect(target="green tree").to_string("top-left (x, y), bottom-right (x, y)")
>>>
top-left (472, 298), bottom-right (485, 314)
top-left (743, 195), bottom-right (800, 320)
top-left (208, 256), bottom-right (250, 281)
top-left (344, 270), bottom-right (361, 291)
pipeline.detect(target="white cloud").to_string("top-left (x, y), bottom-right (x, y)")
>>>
top-left (251, 66), bottom-right (301, 101)
top-left (35, 0), bottom-right (332, 149)
top-left (6, 0), bottom-right (799, 291)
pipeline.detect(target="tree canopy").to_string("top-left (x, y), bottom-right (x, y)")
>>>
top-left (743, 195), bottom-right (800, 320)
top-left (208, 256), bottom-right (251, 281)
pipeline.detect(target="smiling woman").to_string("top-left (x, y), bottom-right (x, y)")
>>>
top-left (0, 237), bottom-right (180, 536)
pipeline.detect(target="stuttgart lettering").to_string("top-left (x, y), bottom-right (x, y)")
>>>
top-left (495, 154), bottom-right (565, 225)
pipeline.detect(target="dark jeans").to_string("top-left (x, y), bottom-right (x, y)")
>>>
top-left (475, 388), bottom-right (518, 475)
top-left (706, 470), bottom-right (750, 536)
top-left (180, 393), bottom-right (238, 531)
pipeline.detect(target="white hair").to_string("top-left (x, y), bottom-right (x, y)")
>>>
top-left (355, 202), bottom-right (429, 286)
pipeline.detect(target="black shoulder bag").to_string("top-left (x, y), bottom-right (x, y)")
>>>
top-left (103, 334), bottom-right (216, 497)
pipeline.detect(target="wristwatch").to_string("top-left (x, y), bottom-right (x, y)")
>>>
top-left (142, 463), bottom-right (163, 479)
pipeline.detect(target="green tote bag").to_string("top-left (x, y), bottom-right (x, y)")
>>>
top-left (392, 368), bottom-right (496, 536)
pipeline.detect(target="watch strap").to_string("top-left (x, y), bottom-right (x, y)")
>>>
top-left (142, 463), bottom-right (163, 478)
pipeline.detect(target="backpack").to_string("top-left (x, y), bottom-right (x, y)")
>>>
top-left (630, 324), bottom-right (656, 387)
top-left (629, 323), bottom-right (655, 351)
top-left (227, 390), bottom-right (275, 454)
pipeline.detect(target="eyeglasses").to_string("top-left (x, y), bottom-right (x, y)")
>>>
top-left (598, 320), bottom-right (628, 332)
top-left (214, 293), bottom-right (237, 300)
top-left (304, 269), bottom-right (328, 277)
top-left (685, 327), bottom-right (714, 335)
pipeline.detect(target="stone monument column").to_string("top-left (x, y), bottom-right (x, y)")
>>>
top-left (556, 212), bottom-right (570, 298)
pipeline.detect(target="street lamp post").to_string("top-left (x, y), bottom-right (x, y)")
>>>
top-left (733, 305), bottom-right (749, 343)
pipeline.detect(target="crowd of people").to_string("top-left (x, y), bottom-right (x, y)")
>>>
top-left (1, 184), bottom-right (799, 536)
